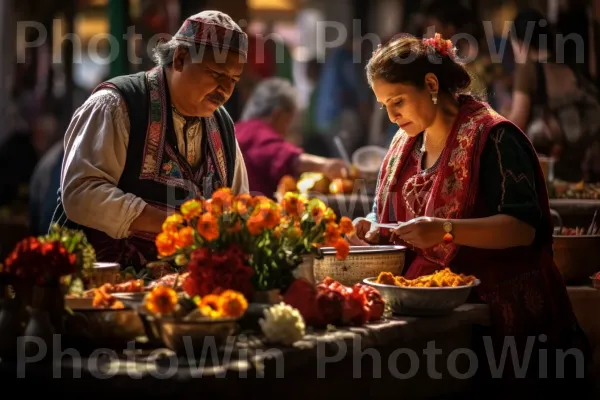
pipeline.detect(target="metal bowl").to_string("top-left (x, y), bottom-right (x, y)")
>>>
top-left (362, 277), bottom-right (481, 317)
top-left (158, 317), bottom-right (238, 354)
top-left (553, 235), bottom-right (600, 283)
top-left (313, 245), bottom-right (406, 286)
top-left (64, 297), bottom-right (146, 342)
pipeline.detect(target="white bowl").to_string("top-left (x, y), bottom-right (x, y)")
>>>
top-left (352, 146), bottom-right (387, 174)
top-left (363, 277), bottom-right (481, 317)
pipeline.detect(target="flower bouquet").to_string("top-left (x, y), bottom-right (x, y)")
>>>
top-left (3, 223), bottom-right (95, 290)
top-left (0, 224), bottom-right (96, 348)
top-left (154, 188), bottom-right (355, 299)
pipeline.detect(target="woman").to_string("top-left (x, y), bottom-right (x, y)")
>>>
top-left (350, 33), bottom-right (591, 394)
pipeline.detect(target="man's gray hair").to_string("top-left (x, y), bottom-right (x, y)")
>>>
top-left (152, 38), bottom-right (197, 66)
top-left (241, 78), bottom-right (298, 121)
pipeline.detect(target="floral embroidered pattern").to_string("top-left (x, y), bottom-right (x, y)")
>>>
top-left (161, 160), bottom-right (183, 179)
top-left (140, 67), bottom-right (228, 194)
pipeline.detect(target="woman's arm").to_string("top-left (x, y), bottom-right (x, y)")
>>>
top-left (449, 214), bottom-right (535, 248)
top-left (392, 214), bottom-right (534, 250)
top-left (393, 124), bottom-right (542, 250)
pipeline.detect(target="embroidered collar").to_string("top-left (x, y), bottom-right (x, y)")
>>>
top-left (171, 105), bottom-right (201, 124)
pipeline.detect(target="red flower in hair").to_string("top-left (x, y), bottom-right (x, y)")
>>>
top-left (423, 33), bottom-right (455, 57)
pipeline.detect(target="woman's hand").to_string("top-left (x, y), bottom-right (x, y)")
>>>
top-left (391, 217), bottom-right (444, 249)
top-left (346, 219), bottom-right (380, 245)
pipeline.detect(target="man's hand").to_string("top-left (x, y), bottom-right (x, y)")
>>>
top-left (322, 158), bottom-right (349, 180)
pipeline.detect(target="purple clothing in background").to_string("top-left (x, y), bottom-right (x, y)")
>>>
top-left (235, 119), bottom-right (302, 198)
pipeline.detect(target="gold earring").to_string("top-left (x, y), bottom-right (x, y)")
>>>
top-left (432, 93), bottom-right (438, 105)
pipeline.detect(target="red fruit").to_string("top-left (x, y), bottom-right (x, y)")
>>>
top-left (283, 278), bottom-right (319, 324)
top-left (355, 283), bottom-right (385, 321)
top-left (315, 287), bottom-right (345, 325)
top-left (368, 298), bottom-right (385, 321)
top-left (342, 286), bottom-right (370, 326)
top-left (322, 277), bottom-right (335, 286)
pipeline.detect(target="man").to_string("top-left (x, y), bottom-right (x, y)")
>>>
top-left (235, 77), bottom-right (347, 198)
top-left (53, 11), bottom-right (249, 268)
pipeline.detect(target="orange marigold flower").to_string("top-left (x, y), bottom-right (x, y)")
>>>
top-left (175, 226), bottom-right (194, 248)
top-left (334, 237), bottom-right (350, 261)
top-left (218, 290), bottom-right (248, 318)
top-left (145, 286), bottom-right (179, 315)
top-left (307, 198), bottom-right (327, 224)
top-left (339, 216), bottom-right (355, 235)
top-left (246, 216), bottom-right (264, 236)
top-left (233, 193), bottom-right (253, 216)
top-left (210, 188), bottom-right (234, 214)
top-left (253, 202), bottom-right (281, 229)
top-left (199, 294), bottom-right (223, 318)
top-left (162, 213), bottom-right (184, 234)
top-left (180, 199), bottom-right (203, 220)
top-left (324, 223), bottom-right (342, 246)
top-left (156, 232), bottom-right (177, 256)
top-left (197, 213), bottom-right (220, 241)
top-left (281, 192), bottom-right (304, 217)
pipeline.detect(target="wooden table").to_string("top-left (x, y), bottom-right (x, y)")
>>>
top-left (1, 304), bottom-right (490, 398)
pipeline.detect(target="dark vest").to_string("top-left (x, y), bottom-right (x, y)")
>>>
top-left (106, 69), bottom-right (237, 205)
top-left (52, 67), bottom-right (238, 268)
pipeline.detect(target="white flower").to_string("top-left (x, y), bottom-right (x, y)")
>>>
top-left (259, 302), bottom-right (306, 346)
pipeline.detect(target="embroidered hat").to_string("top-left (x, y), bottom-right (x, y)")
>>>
top-left (174, 10), bottom-right (248, 59)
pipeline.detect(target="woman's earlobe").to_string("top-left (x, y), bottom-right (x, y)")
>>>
top-left (424, 73), bottom-right (439, 93)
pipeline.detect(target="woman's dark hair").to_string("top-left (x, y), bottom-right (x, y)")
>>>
top-left (513, 8), bottom-right (555, 51)
top-left (365, 34), bottom-right (476, 98)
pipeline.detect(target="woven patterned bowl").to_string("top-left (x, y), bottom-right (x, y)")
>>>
top-left (363, 277), bottom-right (481, 316)
top-left (313, 245), bottom-right (406, 286)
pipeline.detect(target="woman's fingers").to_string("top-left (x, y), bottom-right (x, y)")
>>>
top-left (346, 233), bottom-right (369, 246)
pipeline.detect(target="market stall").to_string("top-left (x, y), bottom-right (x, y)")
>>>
top-left (0, 188), bottom-right (597, 397)
top-left (0, 189), bottom-right (495, 397)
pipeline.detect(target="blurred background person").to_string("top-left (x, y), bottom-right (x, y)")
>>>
top-left (313, 41), bottom-right (372, 158)
top-left (508, 7), bottom-right (600, 182)
top-left (235, 77), bottom-right (348, 198)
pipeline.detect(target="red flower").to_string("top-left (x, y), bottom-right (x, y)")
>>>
top-left (423, 33), bottom-right (455, 57)
top-left (184, 245), bottom-right (254, 299)
top-left (4, 237), bottom-right (76, 285)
